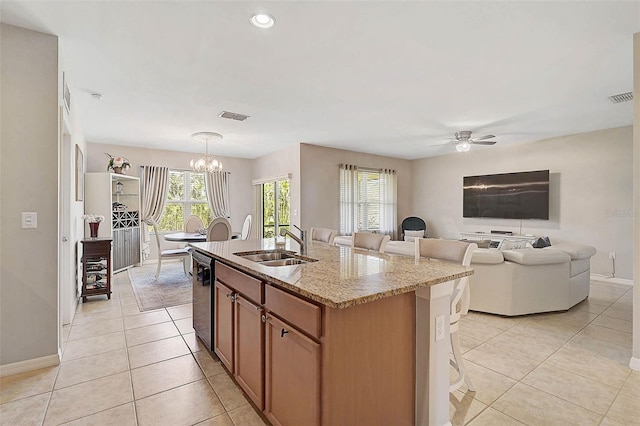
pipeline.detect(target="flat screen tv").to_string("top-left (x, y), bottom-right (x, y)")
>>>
top-left (463, 170), bottom-right (549, 220)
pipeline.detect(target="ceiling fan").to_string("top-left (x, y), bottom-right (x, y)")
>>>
top-left (440, 130), bottom-right (497, 152)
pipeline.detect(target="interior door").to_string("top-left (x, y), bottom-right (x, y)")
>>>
top-left (59, 111), bottom-right (75, 327)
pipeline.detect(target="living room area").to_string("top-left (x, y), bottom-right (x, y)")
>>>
top-left (1, 1), bottom-right (640, 425)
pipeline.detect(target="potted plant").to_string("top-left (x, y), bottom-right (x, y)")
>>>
top-left (105, 153), bottom-right (131, 174)
top-left (82, 214), bottom-right (105, 238)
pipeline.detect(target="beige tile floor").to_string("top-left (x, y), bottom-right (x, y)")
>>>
top-left (0, 270), bottom-right (637, 425)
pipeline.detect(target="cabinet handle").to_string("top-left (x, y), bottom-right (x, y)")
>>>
top-left (261, 314), bottom-right (269, 323)
top-left (281, 328), bottom-right (289, 338)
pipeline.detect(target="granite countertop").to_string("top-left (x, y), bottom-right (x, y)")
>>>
top-left (190, 238), bottom-right (473, 309)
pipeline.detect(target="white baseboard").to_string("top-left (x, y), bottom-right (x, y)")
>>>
top-left (630, 357), bottom-right (640, 371)
top-left (0, 351), bottom-right (61, 377)
top-left (590, 274), bottom-right (634, 286)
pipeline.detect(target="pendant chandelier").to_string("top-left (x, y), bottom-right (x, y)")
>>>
top-left (190, 132), bottom-right (223, 173)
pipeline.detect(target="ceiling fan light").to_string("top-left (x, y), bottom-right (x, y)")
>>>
top-left (456, 141), bottom-right (471, 152)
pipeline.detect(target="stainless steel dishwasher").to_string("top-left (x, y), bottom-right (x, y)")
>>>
top-left (192, 249), bottom-right (214, 351)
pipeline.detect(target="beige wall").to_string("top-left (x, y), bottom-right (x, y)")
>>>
top-left (253, 143), bottom-right (301, 232)
top-left (412, 126), bottom-right (634, 279)
top-left (299, 144), bottom-right (413, 235)
top-left (85, 142), bottom-right (255, 257)
top-left (1, 24), bottom-right (59, 364)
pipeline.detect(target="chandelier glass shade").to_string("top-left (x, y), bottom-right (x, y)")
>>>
top-left (190, 132), bottom-right (223, 173)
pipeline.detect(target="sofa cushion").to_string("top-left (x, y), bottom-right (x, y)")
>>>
top-left (471, 248), bottom-right (504, 265)
top-left (502, 248), bottom-right (570, 265)
top-left (545, 243), bottom-right (596, 260)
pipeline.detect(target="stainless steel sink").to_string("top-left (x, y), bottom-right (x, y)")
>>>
top-left (260, 258), bottom-right (309, 267)
top-left (233, 250), bottom-right (318, 266)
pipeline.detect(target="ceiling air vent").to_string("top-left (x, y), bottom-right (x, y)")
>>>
top-left (608, 92), bottom-right (633, 104)
top-left (218, 111), bottom-right (250, 121)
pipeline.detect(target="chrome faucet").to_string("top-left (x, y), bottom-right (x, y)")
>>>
top-left (280, 225), bottom-right (307, 255)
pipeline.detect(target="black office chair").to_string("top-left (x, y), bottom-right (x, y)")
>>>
top-left (401, 216), bottom-right (427, 240)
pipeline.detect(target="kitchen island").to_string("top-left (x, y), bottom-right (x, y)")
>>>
top-left (190, 238), bottom-right (473, 426)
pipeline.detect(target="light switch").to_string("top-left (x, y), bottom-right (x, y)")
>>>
top-left (22, 212), bottom-right (37, 229)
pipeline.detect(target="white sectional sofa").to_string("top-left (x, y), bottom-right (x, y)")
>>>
top-left (468, 244), bottom-right (595, 316)
top-left (334, 235), bottom-right (597, 316)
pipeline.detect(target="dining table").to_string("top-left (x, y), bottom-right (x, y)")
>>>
top-left (164, 232), bottom-right (207, 242)
top-left (164, 231), bottom-right (241, 242)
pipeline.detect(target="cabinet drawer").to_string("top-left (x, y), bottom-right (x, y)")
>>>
top-left (83, 239), bottom-right (111, 256)
top-left (265, 285), bottom-right (321, 339)
top-left (216, 262), bottom-right (262, 304)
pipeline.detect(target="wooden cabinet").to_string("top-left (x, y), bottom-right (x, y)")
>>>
top-left (214, 262), bottom-right (265, 409)
top-left (210, 260), bottom-right (415, 426)
top-left (85, 173), bottom-right (141, 273)
top-left (80, 238), bottom-right (112, 302)
top-left (214, 281), bottom-right (235, 372)
top-left (265, 314), bottom-right (320, 426)
top-left (235, 295), bottom-right (264, 409)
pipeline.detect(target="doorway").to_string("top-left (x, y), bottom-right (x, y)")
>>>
top-left (261, 179), bottom-right (290, 238)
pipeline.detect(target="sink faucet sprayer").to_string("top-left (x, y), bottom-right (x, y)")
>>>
top-left (280, 225), bottom-right (307, 255)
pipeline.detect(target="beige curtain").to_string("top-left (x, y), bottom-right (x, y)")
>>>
top-left (205, 171), bottom-right (231, 218)
top-left (339, 164), bottom-right (358, 235)
top-left (140, 166), bottom-right (169, 259)
top-left (379, 168), bottom-right (398, 240)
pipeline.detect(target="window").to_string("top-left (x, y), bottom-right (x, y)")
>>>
top-left (261, 179), bottom-right (290, 237)
top-left (339, 165), bottom-right (397, 238)
top-left (155, 170), bottom-right (212, 232)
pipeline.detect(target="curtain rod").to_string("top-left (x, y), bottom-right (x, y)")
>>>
top-left (139, 166), bottom-right (230, 174)
top-left (339, 164), bottom-right (396, 173)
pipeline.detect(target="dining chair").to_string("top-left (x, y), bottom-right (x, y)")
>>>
top-left (144, 219), bottom-right (191, 280)
top-left (351, 232), bottom-right (391, 253)
top-left (184, 215), bottom-right (205, 233)
top-left (310, 227), bottom-right (337, 245)
top-left (207, 217), bottom-right (232, 241)
top-left (240, 214), bottom-right (252, 240)
top-left (415, 238), bottom-right (478, 393)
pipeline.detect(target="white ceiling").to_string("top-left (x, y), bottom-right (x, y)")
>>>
top-left (2, 1), bottom-right (638, 159)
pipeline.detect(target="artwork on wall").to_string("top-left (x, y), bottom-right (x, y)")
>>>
top-left (75, 144), bottom-right (84, 201)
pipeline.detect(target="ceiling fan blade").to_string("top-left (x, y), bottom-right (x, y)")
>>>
top-left (471, 141), bottom-right (497, 145)
top-left (472, 134), bottom-right (495, 141)
top-left (426, 141), bottom-right (453, 148)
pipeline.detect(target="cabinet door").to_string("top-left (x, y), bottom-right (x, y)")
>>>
top-left (214, 281), bottom-right (234, 372)
top-left (234, 295), bottom-right (264, 410)
top-left (265, 315), bottom-right (320, 426)
top-left (112, 229), bottom-right (125, 271)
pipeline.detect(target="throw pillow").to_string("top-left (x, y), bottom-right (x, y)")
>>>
top-left (405, 230), bottom-right (425, 237)
top-left (498, 239), bottom-right (529, 250)
top-left (532, 236), bottom-right (552, 248)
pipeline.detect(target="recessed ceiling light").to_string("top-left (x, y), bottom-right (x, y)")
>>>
top-left (250, 13), bottom-right (275, 29)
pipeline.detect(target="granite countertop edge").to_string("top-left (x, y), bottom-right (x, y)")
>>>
top-left (191, 240), bottom-right (473, 309)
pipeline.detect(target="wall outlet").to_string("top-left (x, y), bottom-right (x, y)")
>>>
top-left (435, 315), bottom-right (445, 341)
top-left (21, 212), bottom-right (37, 229)
top-left (609, 251), bottom-right (616, 260)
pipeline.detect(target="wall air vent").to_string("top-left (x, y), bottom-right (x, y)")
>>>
top-left (218, 111), bottom-right (250, 121)
top-left (608, 92), bottom-right (633, 104)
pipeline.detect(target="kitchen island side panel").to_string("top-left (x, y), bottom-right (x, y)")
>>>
top-left (321, 291), bottom-right (415, 426)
